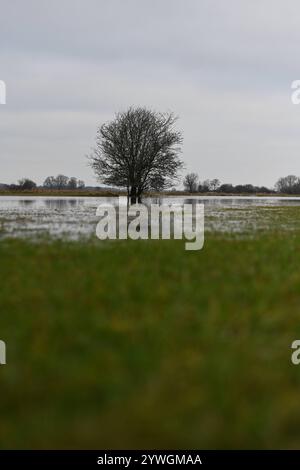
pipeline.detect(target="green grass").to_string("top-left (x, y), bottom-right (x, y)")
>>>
top-left (1, 230), bottom-right (300, 448)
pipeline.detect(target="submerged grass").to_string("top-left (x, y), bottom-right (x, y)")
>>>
top-left (1, 210), bottom-right (300, 448)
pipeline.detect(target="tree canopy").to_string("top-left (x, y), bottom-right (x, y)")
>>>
top-left (88, 107), bottom-right (183, 202)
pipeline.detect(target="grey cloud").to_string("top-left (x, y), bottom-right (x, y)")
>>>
top-left (0, 0), bottom-right (300, 186)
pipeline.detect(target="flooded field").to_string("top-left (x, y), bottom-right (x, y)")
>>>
top-left (1, 195), bottom-right (300, 239)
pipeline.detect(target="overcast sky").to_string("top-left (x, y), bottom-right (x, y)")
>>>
top-left (1, 0), bottom-right (300, 187)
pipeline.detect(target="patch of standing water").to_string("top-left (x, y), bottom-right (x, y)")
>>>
top-left (1, 196), bottom-right (300, 240)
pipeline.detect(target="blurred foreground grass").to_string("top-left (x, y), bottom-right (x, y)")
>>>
top-left (1, 229), bottom-right (300, 448)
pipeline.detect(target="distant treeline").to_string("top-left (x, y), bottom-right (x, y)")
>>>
top-left (1, 175), bottom-right (85, 191)
top-left (43, 175), bottom-right (85, 190)
top-left (183, 174), bottom-right (273, 194)
top-left (3, 173), bottom-right (300, 195)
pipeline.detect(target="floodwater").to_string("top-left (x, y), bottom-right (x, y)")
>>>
top-left (1, 195), bottom-right (300, 239)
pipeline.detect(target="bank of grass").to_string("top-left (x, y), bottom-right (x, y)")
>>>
top-left (1, 232), bottom-right (300, 448)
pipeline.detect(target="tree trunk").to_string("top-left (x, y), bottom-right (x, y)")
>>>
top-left (137, 187), bottom-right (142, 203)
top-left (130, 186), bottom-right (137, 204)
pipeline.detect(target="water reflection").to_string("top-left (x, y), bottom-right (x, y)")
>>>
top-left (43, 199), bottom-right (84, 209)
top-left (18, 200), bottom-right (35, 207)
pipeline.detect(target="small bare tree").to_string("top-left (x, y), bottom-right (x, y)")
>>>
top-left (55, 174), bottom-right (69, 189)
top-left (68, 177), bottom-right (78, 189)
top-left (18, 178), bottom-right (37, 190)
top-left (275, 175), bottom-right (300, 194)
top-left (210, 178), bottom-right (220, 191)
top-left (77, 179), bottom-right (85, 189)
top-left (88, 107), bottom-right (183, 203)
top-left (183, 173), bottom-right (198, 193)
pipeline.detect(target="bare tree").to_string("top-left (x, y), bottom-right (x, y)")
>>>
top-left (77, 179), bottom-right (85, 189)
top-left (183, 173), bottom-right (198, 193)
top-left (55, 174), bottom-right (69, 189)
top-left (18, 178), bottom-right (37, 190)
top-left (88, 107), bottom-right (183, 203)
top-left (275, 175), bottom-right (300, 194)
top-left (43, 176), bottom-right (56, 188)
top-left (68, 177), bottom-right (78, 189)
top-left (198, 179), bottom-right (210, 193)
top-left (210, 178), bottom-right (220, 191)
